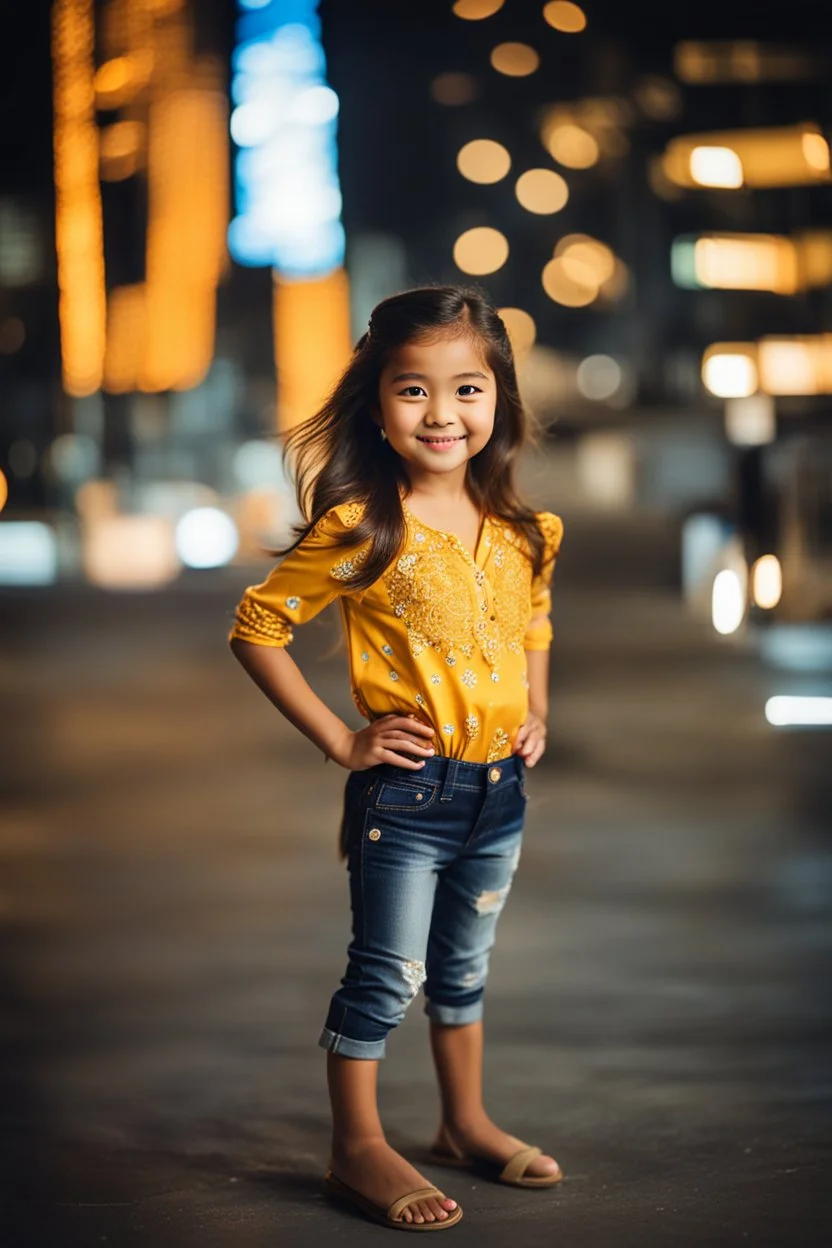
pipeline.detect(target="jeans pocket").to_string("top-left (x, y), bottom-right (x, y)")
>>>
top-left (373, 776), bottom-right (439, 813)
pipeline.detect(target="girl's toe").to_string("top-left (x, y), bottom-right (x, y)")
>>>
top-left (419, 1201), bottom-right (436, 1222)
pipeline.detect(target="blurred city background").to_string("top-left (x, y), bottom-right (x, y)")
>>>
top-left (1, 1), bottom-right (831, 1244)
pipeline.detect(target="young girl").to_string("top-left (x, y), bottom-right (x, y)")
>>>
top-left (228, 285), bottom-right (564, 1231)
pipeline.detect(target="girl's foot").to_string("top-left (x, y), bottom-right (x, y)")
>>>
top-left (431, 1117), bottom-right (561, 1180)
top-left (329, 1137), bottom-right (459, 1225)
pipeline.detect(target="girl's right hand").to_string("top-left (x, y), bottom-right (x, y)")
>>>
top-left (332, 714), bottom-right (436, 771)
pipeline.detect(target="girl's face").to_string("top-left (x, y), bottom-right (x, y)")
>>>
top-left (376, 333), bottom-right (497, 484)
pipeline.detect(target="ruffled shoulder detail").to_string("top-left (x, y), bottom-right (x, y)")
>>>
top-left (535, 511), bottom-right (564, 563)
top-left (330, 499), bottom-right (367, 530)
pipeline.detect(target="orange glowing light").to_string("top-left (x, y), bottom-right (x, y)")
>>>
top-left (490, 43), bottom-right (540, 77)
top-left (0, 469), bottom-right (8, 513)
top-left (543, 2), bottom-right (587, 33)
top-left (274, 268), bottom-right (353, 431)
top-left (453, 0), bottom-right (505, 19)
top-left (453, 227), bottom-right (510, 275)
top-left (52, 0), bottom-right (106, 397)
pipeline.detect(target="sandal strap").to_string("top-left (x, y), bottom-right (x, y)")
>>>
top-left (500, 1145), bottom-right (542, 1184)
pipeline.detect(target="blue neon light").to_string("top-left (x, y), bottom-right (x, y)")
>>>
top-left (228, 1), bottom-right (345, 277)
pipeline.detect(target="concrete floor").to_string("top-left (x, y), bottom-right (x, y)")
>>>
top-left (1, 568), bottom-right (831, 1246)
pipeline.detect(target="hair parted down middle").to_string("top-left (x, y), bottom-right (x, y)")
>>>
top-left (271, 283), bottom-right (549, 586)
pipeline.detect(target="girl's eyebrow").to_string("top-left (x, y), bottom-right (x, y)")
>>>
top-left (390, 371), bottom-right (490, 383)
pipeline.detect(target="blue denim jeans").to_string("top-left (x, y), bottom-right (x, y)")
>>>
top-left (318, 753), bottom-right (528, 1060)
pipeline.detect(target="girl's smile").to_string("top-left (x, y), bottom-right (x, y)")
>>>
top-left (415, 433), bottom-right (468, 451)
top-left (376, 334), bottom-right (497, 484)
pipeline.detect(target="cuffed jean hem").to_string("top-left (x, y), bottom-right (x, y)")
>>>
top-left (317, 1026), bottom-right (387, 1060)
top-left (423, 998), bottom-right (484, 1026)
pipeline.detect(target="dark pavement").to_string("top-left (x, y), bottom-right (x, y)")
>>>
top-left (1, 563), bottom-right (831, 1245)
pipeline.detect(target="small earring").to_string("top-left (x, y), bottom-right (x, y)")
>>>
top-left (379, 428), bottom-right (387, 441)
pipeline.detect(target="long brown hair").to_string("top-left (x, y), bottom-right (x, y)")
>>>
top-left (273, 283), bottom-right (548, 583)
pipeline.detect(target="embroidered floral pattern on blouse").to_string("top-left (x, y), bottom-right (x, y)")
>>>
top-left (381, 644), bottom-right (394, 656)
top-left (361, 651), bottom-right (369, 662)
top-left (464, 712), bottom-right (480, 742)
top-left (430, 673), bottom-right (442, 685)
top-left (330, 542), bottom-right (371, 582)
top-left (389, 670), bottom-right (399, 681)
top-left (286, 595), bottom-right (301, 609)
top-left (461, 669), bottom-right (477, 688)
top-left (442, 723), bottom-right (454, 735)
top-left (415, 693), bottom-right (424, 705)
top-left (382, 513), bottom-right (501, 665)
top-left (487, 727), bottom-right (510, 763)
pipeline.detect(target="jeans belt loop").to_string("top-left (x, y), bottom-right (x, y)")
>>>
top-left (439, 757), bottom-right (459, 802)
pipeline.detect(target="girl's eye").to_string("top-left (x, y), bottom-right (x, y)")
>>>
top-left (400, 386), bottom-right (426, 398)
top-left (458, 385), bottom-right (482, 397)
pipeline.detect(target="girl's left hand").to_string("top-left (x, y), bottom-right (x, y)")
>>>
top-left (513, 712), bottom-right (547, 766)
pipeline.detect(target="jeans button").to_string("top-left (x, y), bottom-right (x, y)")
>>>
top-left (489, 767), bottom-right (501, 783)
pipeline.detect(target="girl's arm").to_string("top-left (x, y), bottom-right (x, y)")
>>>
top-left (524, 643), bottom-right (549, 723)
top-left (230, 639), bottom-right (436, 770)
top-left (230, 638), bottom-right (354, 765)
top-left (228, 505), bottom-right (435, 771)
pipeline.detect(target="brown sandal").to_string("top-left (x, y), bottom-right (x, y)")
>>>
top-left (323, 1170), bottom-right (464, 1230)
top-left (426, 1127), bottom-right (563, 1189)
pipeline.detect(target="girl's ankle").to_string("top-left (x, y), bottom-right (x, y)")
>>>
top-left (442, 1110), bottom-right (489, 1136)
top-left (331, 1132), bottom-right (387, 1159)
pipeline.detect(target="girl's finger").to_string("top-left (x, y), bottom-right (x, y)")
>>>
top-left (378, 747), bottom-right (429, 770)
top-left (380, 738), bottom-right (435, 756)
top-left (389, 716), bottom-right (435, 738)
top-left (399, 718), bottom-right (436, 733)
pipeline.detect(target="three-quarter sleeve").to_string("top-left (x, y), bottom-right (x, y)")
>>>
top-left (228, 503), bottom-right (371, 648)
top-left (524, 511), bottom-right (564, 651)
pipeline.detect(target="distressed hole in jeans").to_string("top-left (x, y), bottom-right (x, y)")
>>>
top-left (474, 883), bottom-right (511, 916)
top-left (402, 959), bottom-right (426, 998)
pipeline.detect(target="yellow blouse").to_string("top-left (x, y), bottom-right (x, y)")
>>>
top-left (228, 499), bottom-right (564, 765)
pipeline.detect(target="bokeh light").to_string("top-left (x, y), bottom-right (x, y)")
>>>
top-left (456, 139), bottom-right (512, 184)
top-left (454, 227), bottom-right (510, 275)
top-left (543, 2), bottom-right (587, 33)
top-left (175, 507), bottom-right (239, 569)
top-left (490, 43), bottom-right (540, 77)
top-left (577, 355), bottom-right (623, 401)
top-left (702, 349), bottom-right (758, 398)
top-left (84, 516), bottom-right (181, 591)
top-left (712, 569), bottom-right (745, 635)
top-left (0, 469), bottom-right (8, 513)
top-left (765, 697), bottom-right (832, 727)
top-left (542, 256), bottom-right (598, 307)
top-left (498, 307), bottom-right (537, 363)
top-left (430, 72), bottom-right (478, 106)
top-left (690, 146), bottom-right (744, 188)
top-left (453, 0), bottom-right (505, 19)
top-left (546, 124), bottom-right (599, 169)
top-left (0, 522), bottom-right (58, 586)
top-left (752, 555), bottom-right (783, 610)
top-left (556, 234), bottom-right (616, 283)
top-left (515, 168), bottom-right (568, 213)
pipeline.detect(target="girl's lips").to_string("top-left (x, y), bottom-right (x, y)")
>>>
top-left (416, 435), bottom-right (466, 452)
